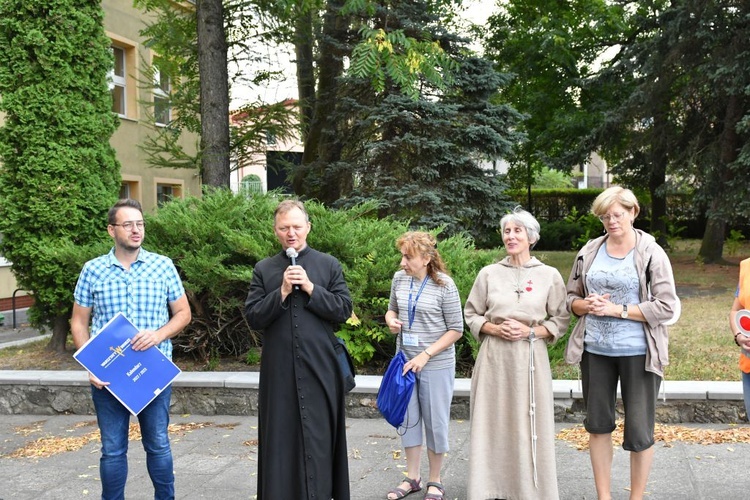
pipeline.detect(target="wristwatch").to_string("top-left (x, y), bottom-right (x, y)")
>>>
top-left (528, 327), bottom-right (536, 340)
top-left (620, 304), bottom-right (629, 319)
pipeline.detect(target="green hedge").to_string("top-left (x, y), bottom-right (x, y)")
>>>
top-left (507, 188), bottom-right (603, 221)
top-left (508, 188), bottom-right (711, 239)
top-left (143, 190), bottom-right (500, 371)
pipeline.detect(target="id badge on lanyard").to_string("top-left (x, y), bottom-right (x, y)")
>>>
top-left (403, 276), bottom-right (429, 347)
top-left (402, 332), bottom-right (419, 347)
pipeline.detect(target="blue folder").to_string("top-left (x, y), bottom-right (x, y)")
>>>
top-left (74, 312), bottom-right (181, 415)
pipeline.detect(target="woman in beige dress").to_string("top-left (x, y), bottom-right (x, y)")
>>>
top-left (464, 207), bottom-right (569, 500)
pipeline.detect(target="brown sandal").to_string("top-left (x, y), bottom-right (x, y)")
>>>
top-left (423, 481), bottom-right (445, 500)
top-left (386, 476), bottom-right (422, 499)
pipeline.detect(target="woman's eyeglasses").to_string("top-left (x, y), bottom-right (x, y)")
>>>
top-left (598, 212), bottom-right (626, 223)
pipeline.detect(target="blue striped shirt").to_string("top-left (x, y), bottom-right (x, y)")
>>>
top-left (73, 247), bottom-right (185, 359)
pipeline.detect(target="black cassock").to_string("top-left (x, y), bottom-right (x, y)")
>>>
top-left (245, 246), bottom-right (353, 500)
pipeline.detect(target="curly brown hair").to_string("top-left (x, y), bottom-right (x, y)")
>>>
top-left (396, 231), bottom-right (449, 286)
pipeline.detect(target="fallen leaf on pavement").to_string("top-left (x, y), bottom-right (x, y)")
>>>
top-left (557, 420), bottom-right (750, 450)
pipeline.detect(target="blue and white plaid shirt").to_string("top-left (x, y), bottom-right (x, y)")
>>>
top-left (74, 247), bottom-right (186, 359)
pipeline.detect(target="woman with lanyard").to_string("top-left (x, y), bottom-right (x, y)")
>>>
top-left (464, 207), bottom-right (569, 499)
top-left (384, 231), bottom-right (464, 500)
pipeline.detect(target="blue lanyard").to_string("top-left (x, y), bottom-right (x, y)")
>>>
top-left (407, 276), bottom-right (429, 330)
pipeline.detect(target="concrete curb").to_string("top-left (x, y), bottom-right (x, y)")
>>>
top-left (0, 370), bottom-right (743, 399)
top-left (0, 370), bottom-right (746, 422)
top-left (0, 333), bottom-right (51, 349)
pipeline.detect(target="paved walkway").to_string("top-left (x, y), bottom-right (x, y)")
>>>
top-left (0, 309), bottom-right (50, 349)
top-left (1, 414), bottom-right (749, 499)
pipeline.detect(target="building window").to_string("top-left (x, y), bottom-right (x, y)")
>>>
top-left (120, 177), bottom-right (141, 201)
top-left (107, 36), bottom-right (137, 119)
top-left (266, 131), bottom-right (277, 146)
top-left (156, 182), bottom-right (182, 207)
top-left (156, 184), bottom-right (173, 206)
top-left (109, 46), bottom-right (127, 116)
top-left (153, 58), bottom-right (171, 126)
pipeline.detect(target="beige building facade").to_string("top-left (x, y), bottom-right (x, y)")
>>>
top-left (1, 0), bottom-right (201, 311)
top-left (104, 0), bottom-right (201, 209)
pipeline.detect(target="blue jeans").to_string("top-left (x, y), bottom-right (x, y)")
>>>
top-left (91, 385), bottom-right (174, 500)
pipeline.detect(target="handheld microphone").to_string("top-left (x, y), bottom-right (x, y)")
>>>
top-left (285, 247), bottom-right (298, 265)
top-left (285, 247), bottom-right (299, 290)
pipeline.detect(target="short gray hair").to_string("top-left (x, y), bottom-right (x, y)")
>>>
top-left (500, 206), bottom-right (541, 247)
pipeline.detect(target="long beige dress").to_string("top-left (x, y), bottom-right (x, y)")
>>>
top-left (464, 257), bottom-right (569, 500)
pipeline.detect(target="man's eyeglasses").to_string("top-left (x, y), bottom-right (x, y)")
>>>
top-left (598, 212), bottom-right (626, 223)
top-left (111, 220), bottom-right (146, 231)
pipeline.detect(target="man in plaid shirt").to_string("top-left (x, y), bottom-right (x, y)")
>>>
top-left (71, 198), bottom-right (191, 500)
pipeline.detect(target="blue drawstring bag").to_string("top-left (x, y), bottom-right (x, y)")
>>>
top-left (377, 350), bottom-right (416, 428)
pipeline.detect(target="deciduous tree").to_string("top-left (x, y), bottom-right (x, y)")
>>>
top-left (135, 0), bottom-right (296, 188)
top-left (484, 0), bottom-right (621, 196)
top-left (485, 0), bottom-right (750, 262)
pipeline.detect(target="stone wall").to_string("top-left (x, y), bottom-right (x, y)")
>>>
top-left (0, 385), bottom-right (93, 415)
top-left (0, 382), bottom-right (747, 424)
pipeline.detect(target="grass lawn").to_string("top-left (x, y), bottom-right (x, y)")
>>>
top-left (1, 240), bottom-right (747, 381)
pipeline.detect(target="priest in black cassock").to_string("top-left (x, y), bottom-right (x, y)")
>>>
top-left (245, 199), bottom-right (353, 500)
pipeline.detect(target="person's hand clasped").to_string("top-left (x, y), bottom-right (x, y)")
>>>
top-left (499, 319), bottom-right (527, 342)
top-left (131, 329), bottom-right (161, 351)
top-left (584, 292), bottom-right (612, 316)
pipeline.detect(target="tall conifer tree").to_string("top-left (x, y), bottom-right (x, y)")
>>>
top-left (300, 0), bottom-right (521, 246)
top-left (0, 0), bottom-right (120, 350)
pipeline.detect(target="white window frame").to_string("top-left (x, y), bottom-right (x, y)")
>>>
top-left (109, 46), bottom-right (127, 117)
top-left (153, 61), bottom-right (171, 126)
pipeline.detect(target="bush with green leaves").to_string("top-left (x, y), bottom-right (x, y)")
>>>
top-left (142, 190), bottom-right (264, 362)
top-left (547, 316), bottom-right (577, 367)
top-left (144, 190), bottom-right (500, 371)
top-left (536, 219), bottom-right (585, 251)
top-left (567, 207), bottom-right (603, 249)
top-left (725, 229), bottom-right (746, 257)
top-left (532, 167), bottom-right (575, 189)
